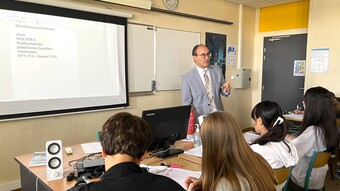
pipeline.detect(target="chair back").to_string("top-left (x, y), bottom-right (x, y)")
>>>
top-left (241, 127), bottom-right (254, 133)
top-left (274, 166), bottom-right (292, 185)
top-left (274, 166), bottom-right (292, 191)
top-left (304, 151), bottom-right (330, 190)
top-left (96, 131), bottom-right (101, 141)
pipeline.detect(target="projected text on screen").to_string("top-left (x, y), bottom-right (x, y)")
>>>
top-left (0, 1), bottom-right (128, 120)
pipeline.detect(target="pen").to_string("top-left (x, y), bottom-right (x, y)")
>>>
top-left (161, 162), bottom-right (182, 168)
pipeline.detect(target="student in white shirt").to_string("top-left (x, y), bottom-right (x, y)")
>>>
top-left (250, 101), bottom-right (299, 190)
top-left (184, 112), bottom-right (277, 191)
top-left (287, 86), bottom-right (339, 190)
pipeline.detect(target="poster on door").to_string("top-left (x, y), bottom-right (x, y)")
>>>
top-left (293, 60), bottom-right (305, 76)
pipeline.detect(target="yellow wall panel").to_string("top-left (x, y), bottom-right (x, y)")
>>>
top-left (260, 0), bottom-right (309, 32)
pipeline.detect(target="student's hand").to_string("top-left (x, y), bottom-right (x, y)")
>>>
top-left (184, 176), bottom-right (202, 191)
top-left (221, 82), bottom-right (231, 92)
top-left (89, 178), bottom-right (102, 183)
top-left (286, 133), bottom-right (296, 140)
top-left (293, 109), bottom-right (304, 114)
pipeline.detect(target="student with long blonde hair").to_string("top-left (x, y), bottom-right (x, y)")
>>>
top-left (185, 111), bottom-right (277, 191)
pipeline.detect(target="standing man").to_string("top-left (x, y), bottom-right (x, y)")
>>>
top-left (181, 44), bottom-right (231, 117)
top-left (67, 112), bottom-right (185, 191)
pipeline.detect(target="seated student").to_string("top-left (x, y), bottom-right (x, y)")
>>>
top-left (293, 90), bottom-right (340, 116)
top-left (67, 112), bottom-right (185, 191)
top-left (250, 101), bottom-right (299, 190)
top-left (184, 111), bottom-right (277, 191)
top-left (287, 87), bottom-right (339, 190)
top-left (330, 92), bottom-right (340, 121)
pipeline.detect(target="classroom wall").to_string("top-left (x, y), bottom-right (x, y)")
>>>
top-left (0, 0), bottom-right (255, 188)
top-left (252, 1), bottom-right (310, 107)
top-left (252, 0), bottom-right (340, 110)
top-left (259, 0), bottom-right (309, 32)
top-left (304, 0), bottom-right (340, 95)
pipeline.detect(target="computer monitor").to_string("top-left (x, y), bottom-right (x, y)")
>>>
top-left (142, 105), bottom-right (191, 158)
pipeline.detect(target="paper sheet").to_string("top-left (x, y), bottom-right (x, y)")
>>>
top-left (184, 145), bottom-right (202, 158)
top-left (81, 142), bottom-right (102, 154)
top-left (157, 168), bottom-right (201, 189)
top-left (29, 152), bottom-right (46, 167)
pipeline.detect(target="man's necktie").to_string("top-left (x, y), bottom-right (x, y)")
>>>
top-left (204, 70), bottom-right (215, 112)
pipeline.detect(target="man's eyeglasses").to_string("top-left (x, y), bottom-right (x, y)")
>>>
top-left (196, 53), bottom-right (211, 58)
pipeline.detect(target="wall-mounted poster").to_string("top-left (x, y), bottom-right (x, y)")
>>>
top-left (310, 48), bottom-right (329, 73)
top-left (205, 32), bottom-right (226, 78)
top-left (227, 45), bottom-right (236, 65)
top-left (293, 60), bottom-right (305, 76)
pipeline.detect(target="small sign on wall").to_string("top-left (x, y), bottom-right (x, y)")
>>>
top-left (227, 45), bottom-right (236, 65)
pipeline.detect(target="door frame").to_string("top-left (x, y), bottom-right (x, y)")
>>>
top-left (252, 28), bottom-right (308, 110)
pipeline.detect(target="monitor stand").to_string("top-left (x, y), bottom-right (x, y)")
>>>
top-left (154, 148), bottom-right (184, 158)
top-left (154, 139), bottom-right (184, 158)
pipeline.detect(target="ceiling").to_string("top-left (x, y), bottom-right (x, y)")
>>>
top-left (224, 0), bottom-right (303, 8)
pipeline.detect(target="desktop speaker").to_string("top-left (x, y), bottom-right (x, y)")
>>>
top-left (46, 140), bottom-right (63, 181)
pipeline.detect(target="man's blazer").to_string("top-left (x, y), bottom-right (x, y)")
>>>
top-left (181, 65), bottom-right (227, 117)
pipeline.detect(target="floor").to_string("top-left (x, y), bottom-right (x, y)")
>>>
top-left (325, 154), bottom-right (340, 191)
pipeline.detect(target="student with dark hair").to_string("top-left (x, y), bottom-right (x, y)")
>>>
top-left (67, 112), bottom-right (185, 191)
top-left (250, 101), bottom-right (299, 190)
top-left (185, 112), bottom-right (277, 191)
top-left (288, 86), bottom-right (339, 190)
top-left (330, 91), bottom-right (340, 117)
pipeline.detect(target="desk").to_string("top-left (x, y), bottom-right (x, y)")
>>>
top-left (178, 153), bottom-right (201, 165)
top-left (283, 113), bottom-right (303, 122)
top-left (15, 142), bottom-right (200, 191)
top-left (149, 156), bottom-right (201, 171)
top-left (15, 144), bottom-right (87, 191)
top-left (285, 113), bottom-right (340, 127)
top-left (283, 114), bottom-right (303, 134)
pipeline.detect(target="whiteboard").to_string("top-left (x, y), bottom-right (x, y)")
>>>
top-left (128, 23), bottom-right (200, 92)
top-left (128, 23), bottom-right (155, 92)
top-left (156, 28), bottom-right (200, 90)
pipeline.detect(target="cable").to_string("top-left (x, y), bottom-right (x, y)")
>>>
top-left (35, 171), bottom-right (46, 191)
top-left (147, 145), bottom-right (175, 158)
top-left (37, 155), bottom-right (104, 190)
top-left (68, 153), bottom-right (102, 169)
top-left (68, 153), bottom-right (104, 180)
top-left (146, 144), bottom-right (160, 158)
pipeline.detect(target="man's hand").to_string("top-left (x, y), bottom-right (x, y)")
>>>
top-left (221, 82), bottom-right (231, 92)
